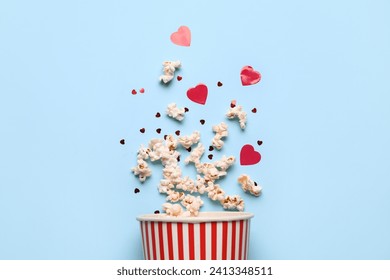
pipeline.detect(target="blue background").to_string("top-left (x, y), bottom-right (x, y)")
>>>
top-left (1, 0), bottom-right (390, 260)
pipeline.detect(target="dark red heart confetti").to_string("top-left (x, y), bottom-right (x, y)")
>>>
top-left (254, 182), bottom-right (258, 186)
top-left (164, 135), bottom-right (168, 140)
top-left (200, 119), bottom-right (205, 125)
top-left (252, 108), bottom-right (257, 113)
top-left (155, 112), bottom-right (161, 118)
top-left (208, 154), bottom-right (213, 160)
top-left (177, 76), bottom-right (182, 81)
top-left (217, 81), bottom-right (223, 87)
top-left (134, 188), bottom-right (140, 193)
top-left (209, 146), bottom-right (214, 151)
top-left (230, 100), bottom-right (236, 108)
top-left (177, 156), bottom-right (181, 162)
top-left (154, 210), bottom-right (160, 214)
top-left (186, 147), bottom-right (192, 152)
top-left (156, 128), bottom-right (162, 134)
top-left (120, 139), bottom-right (125, 145)
top-left (257, 140), bottom-right (263, 146)
top-left (131, 89), bottom-right (137, 95)
top-left (184, 107), bottom-right (189, 112)
top-left (175, 130), bottom-right (181, 136)
top-left (140, 128), bottom-right (145, 133)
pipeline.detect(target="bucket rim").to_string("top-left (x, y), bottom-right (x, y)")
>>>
top-left (136, 211), bottom-right (254, 223)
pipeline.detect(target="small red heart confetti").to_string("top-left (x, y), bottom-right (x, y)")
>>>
top-left (251, 108), bottom-right (257, 113)
top-left (184, 107), bottom-right (189, 112)
top-left (156, 128), bottom-right (162, 134)
top-left (131, 89), bottom-right (137, 95)
top-left (177, 76), bottom-right (182, 81)
top-left (140, 128), bottom-right (145, 133)
top-left (240, 65), bottom-right (261, 86)
top-left (134, 188), bottom-right (140, 194)
top-left (217, 81), bottom-right (223, 87)
top-left (254, 182), bottom-right (258, 186)
top-left (119, 139), bottom-right (125, 145)
top-left (187, 84), bottom-right (208, 105)
top-left (240, 144), bottom-right (261, 165)
top-left (177, 156), bottom-right (181, 162)
top-left (154, 210), bottom-right (160, 214)
top-left (208, 154), bottom-right (213, 160)
top-left (155, 112), bottom-right (161, 118)
top-left (200, 119), bottom-right (205, 125)
top-left (164, 135), bottom-right (168, 140)
top-left (257, 140), bottom-right (263, 146)
top-left (170, 26), bottom-right (191, 47)
top-left (230, 100), bottom-right (236, 108)
top-left (139, 88), bottom-right (145, 94)
top-left (186, 147), bottom-right (192, 152)
top-left (209, 146), bottom-right (214, 151)
top-left (175, 130), bottom-right (181, 136)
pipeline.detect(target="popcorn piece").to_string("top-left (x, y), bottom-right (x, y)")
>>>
top-left (238, 174), bottom-right (262, 196)
top-left (178, 131), bottom-right (201, 149)
top-left (176, 176), bottom-right (197, 193)
top-left (181, 194), bottom-right (204, 216)
top-left (226, 104), bottom-right (247, 129)
top-left (166, 103), bottom-right (186, 121)
top-left (158, 178), bottom-right (175, 193)
top-left (131, 158), bottom-right (152, 182)
top-left (159, 60), bottom-right (181, 83)
top-left (195, 175), bottom-right (207, 194)
top-left (212, 122), bottom-right (228, 150)
top-left (196, 163), bottom-right (227, 181)
top-left (220, 195), bottom-right (245, 211)
top-left (162, 162), bottom-right (182, 184)
top-left (214, 155), bottom-right (235, 171)
top-left (166, 190), bottom-right (185, 202)
top-left (137, 145), bottom-right (151, 160)
top-left (162, 203), bottom-right (184, 216)
top-left (206, 182), bottom-right (225, 201)
top-left (185, 143), bottom-right (205, 164)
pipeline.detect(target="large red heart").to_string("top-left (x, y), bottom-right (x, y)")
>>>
top-left (187, 84), bottom-right (208, 105)
top-left (240, 144), bottom-right (261, 165)
top-left (170, 26), bottom-right (191, 47)
top-left (240, 66), bottom-right (261, 86)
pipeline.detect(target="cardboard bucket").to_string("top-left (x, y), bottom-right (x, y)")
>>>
top-left (137, 212), bottom-right (253, 260)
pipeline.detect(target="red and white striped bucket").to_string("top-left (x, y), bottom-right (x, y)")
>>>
top-left (137, 212), bottom-right (253, 260)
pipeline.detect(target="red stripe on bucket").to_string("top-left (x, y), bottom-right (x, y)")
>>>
top-left (222, 221), bottom-right (228, 260)
top-left (200, 223), bottom-right (206, 260)
top-left (211, 222), bottom-right (217, 260)
top-left (188, 223), bottom-right (195, 260)
top-left (151, 222), bottom-right (157, 260)
top-left (158, 222), bottom-right (164, 259)
top-left (177, 223), bottom-right (184, 260)
top-left (231, 221), bottom-right (236, 259)
top-left (239, 220), bottom-right (244, 260)
top-left (167, 222), bottom-right (174, 260)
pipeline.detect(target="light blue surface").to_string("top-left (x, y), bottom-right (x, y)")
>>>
top-left (1, 0), bottom-right (390, 260)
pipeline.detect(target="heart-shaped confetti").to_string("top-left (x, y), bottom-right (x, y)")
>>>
top-left (240, 144), bottom-right (261, 165)
top-left (187, 84), bottom-right (208, 105)
top-left (131, 89), bottom-right (137, 95)
top-left (177, 76), bottom-right (182, 81)
top-left (170, 26), bottom-right (191, 47)
top-left (139, 88), bottom-right (145, 94)
top-left (240, 66), bottom-right (261, 86)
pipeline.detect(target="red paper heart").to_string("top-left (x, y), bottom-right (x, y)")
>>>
top-left (187, 84), bottom-right (208, 105)
top-left (170, 26), bottom-right (191, 47)
top-left (240, 144), bottom-right (261, 165)
top-left (240, 66), bottom-right (261, 86)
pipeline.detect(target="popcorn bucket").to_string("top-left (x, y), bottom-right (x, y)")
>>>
top-left (136, 212), bottom-right (253, 260)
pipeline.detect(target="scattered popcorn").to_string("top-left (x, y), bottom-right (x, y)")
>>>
top-left (238, 174), bottom-right (262, 196)
top-left (226, 104), bottom-right (247, 129)
top-left (166, 103), bottom-right (186, 121)
top-left (162, 203), bottom-right (184, 216)
top-left (220, 195), bottom-right (245, 211)
top-left (131, 158), bottom-right (152, 182)
top-left (159, 61), bottom-right (181, 83)
top-left (212, 122), bottom-right (228, 150)
top-left (132, 101), bottom-right (262, 216)
top-left (178, 131), bottom-right (201, 149)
